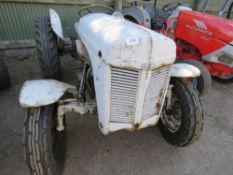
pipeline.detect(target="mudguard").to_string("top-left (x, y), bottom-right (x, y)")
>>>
top-left (49, 9), bottom-right (65, 40)
top-left (19, 80), bottom-right (76, 108)
top-left (171, 63), bottom-right (201, 77)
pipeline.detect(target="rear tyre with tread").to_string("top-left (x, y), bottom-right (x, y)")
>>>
top-left (0, 58), bottom-right (11, 90)
top-left (24, 106), bottom-right (66, 175)
top-left (213, 75), bottom-right (233, 84)
top-left (158, 79), bottom-right (204, 147)
top-left (35, 17), bottom-right (62, 80)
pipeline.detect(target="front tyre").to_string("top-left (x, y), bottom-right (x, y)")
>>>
top-left (24, 106), bottom-right (66, 175)
top-left (158, 79), bottom-right (204, 147)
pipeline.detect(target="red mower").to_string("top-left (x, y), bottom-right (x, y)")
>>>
top-left (149, 2), bottom-right (233, 84)
top-left (165, 4), bottom-right (233, 84)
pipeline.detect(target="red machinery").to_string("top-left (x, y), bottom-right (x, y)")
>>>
top-left (174, 10), bottom-right (233, 82)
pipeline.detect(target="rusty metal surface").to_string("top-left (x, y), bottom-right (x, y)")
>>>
top-left (109, 67), bottom-right (139, 124)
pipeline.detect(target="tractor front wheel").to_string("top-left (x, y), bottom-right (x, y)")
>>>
top-left (24, 105), bottom-right (66, 175)
top-left (158, 78), bottom-right (204, 147)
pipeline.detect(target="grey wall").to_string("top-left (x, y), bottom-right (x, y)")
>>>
top-left (0, 0), bottom-right (225, 48)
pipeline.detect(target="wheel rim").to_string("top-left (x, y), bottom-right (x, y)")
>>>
top-left (162, 95), bottom-right (182, 133)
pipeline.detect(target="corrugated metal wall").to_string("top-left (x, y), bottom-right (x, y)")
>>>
top-left (0, 0), bottom-right (194, 42)
top-left (0, 0), bottom-right (221, 44)
top-left (0, 2), bottom-right (87, 41)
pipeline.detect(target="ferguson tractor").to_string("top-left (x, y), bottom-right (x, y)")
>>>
top-left (20, 8), bottom-right (204, 175)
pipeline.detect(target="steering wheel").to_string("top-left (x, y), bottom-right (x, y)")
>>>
top-left (163, 2), bottom-right (181, 13)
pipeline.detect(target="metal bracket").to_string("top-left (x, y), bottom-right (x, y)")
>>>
top-left (56, 99), bottom-right (97, 131)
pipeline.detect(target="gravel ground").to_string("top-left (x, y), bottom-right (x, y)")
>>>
top-left (0, 49), bottom-right (232, 175)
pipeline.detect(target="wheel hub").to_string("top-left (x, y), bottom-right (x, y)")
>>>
top-left (162, 98), bottom-right (182, 133)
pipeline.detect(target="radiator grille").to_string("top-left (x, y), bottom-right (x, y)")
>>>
top-left (110, 67), bottom-right (138, 124)
top-left (142, 66), bottom-right (171, 120)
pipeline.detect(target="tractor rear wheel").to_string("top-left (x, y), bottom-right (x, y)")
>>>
top-left (158, 78), bottom-right (204, 147)
top-left (178, 59), bottom-right (212, 96)
top-left (35, 17), bottom-right (62, 80)
top-left (213, 74), bottom-right (233, 83)
top-left (24, 105), bottom-right (66, 175)
top-left (0, 58), bottom-right (11, 90)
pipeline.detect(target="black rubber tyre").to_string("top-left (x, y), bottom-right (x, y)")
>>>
top-left (0, 58), bottom-right (11, 90)
top-left (213, 75), bottom-right (233, 84)
top-left (158, 78), bottom-right (204, 147)
top-left (24, 106), bottom-right (66, 175)
top-left (227, 2), bottom-right (233, 19)
top-left (178, 59), bottom-right (212, 96)
top-left (35, 17), bottom-right (62, 80)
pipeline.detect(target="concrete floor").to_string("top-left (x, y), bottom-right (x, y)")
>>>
top-left (0, 49), bottom-right (233, 175)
